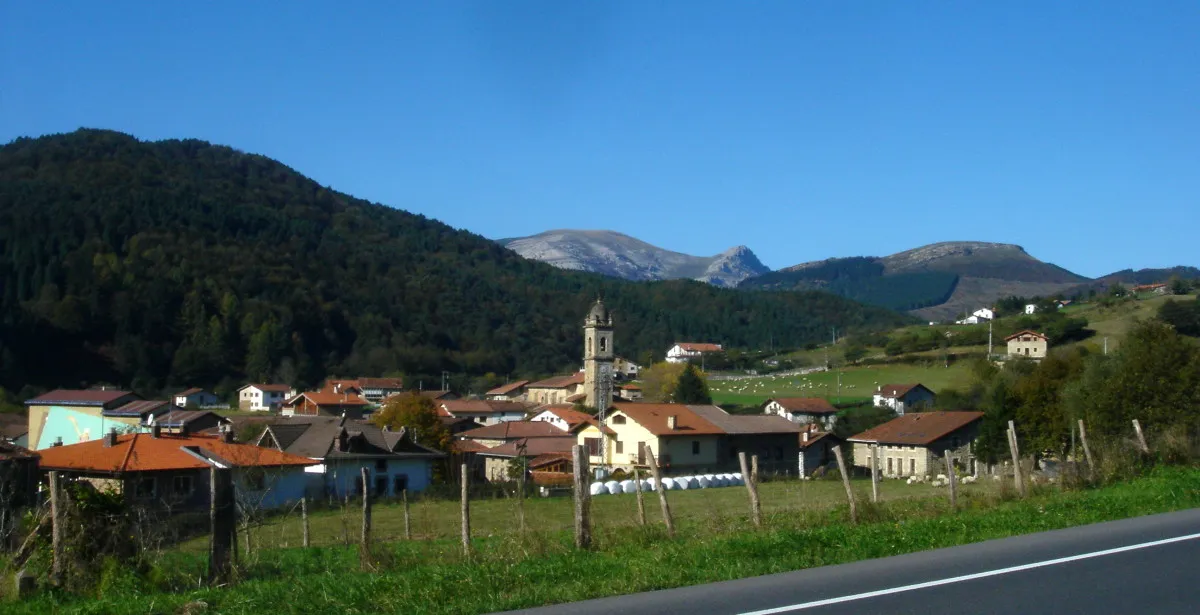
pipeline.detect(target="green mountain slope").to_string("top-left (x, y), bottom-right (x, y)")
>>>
top-left (0, 129), bottom-right (913, 395)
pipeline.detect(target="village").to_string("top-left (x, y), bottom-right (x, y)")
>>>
top-left (0, 298), bottom-right (1069, 525)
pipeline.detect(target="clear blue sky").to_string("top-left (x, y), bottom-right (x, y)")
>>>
top-left (3, 2), bottom-right (1198, 277)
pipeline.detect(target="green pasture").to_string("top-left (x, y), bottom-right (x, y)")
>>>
top-left (709, 361), bottom-right (974, 406)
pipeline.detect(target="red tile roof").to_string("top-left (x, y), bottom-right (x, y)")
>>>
top-left (486, 380), bottom-right (530, 396)
top-left (241, 383), bottom-right (292, 393)
top-left (357, 378), bottom-right (404, 389)
top-left (768, 397), bottom-right (838, 414)
top-left (848, 411), bottom-right (984, 446)
top-left (175, 388), bottom-right (207, 397)
top-left (285, 392), bottom-right (370, 407)
top-left (1004, 330), bottom-right (1048, 342)
top-left (458, 421), bottom-right (566, 440)
top-left (37, 433), bottom-right (317, 474)
top-left (610, 403), bottom-right (725, 436)
top-left (533, 405), bottom-right (594, 430)
top-left (675, 342), bottom-right (723, 352)
top-left (528, 373), bottom-right (585, 389)
top-left (476, 436), bottom-right (576, 458)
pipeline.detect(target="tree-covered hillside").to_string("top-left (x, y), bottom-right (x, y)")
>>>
top-left (738, 257), bottom-right (959, 311)
top-left (0, 130), bottom-right (913, 397)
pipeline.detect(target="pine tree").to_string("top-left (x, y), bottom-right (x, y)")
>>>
top-left (672, 364), bottom-right (712, 404)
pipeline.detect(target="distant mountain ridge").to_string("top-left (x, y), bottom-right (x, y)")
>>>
top-left (502, 230), bottom-right (770, 288)
top-left (744, 242), bottom-right (1091, 319)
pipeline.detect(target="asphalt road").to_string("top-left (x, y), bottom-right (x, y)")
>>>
top-left (499, 508), bottom-right (1200, 615)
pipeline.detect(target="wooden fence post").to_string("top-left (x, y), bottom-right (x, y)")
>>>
top-left (1078, 419), bottom-right (1095, 480)
top-left (1007, 421), bottom-right (1027, 498)
top-left (460, 463), bottom-right (471, 557)
top-left (208, 467), bottom-right (235, 585)
top-left (359, 468), bottom-right (372, 568)
top-left (1133, 419), bottom-right (1150, 454)
top-left (572, 445), bottom-right (592, 550)
top-left (831, 445), bottom-right (857, 524)
top-left (869, 444), bottom-right (880, 504)
top-left (645, 450), bottom-right (675, 537)
top-left (49, 471), bottom-right (64, 586)
top-left (944, 451), bottom-right (958, 509)
top-left (751, 454), bottom-right (759, 484)
top-left (738, 452), bottom-right (762, 527)
top-left (301, 497), bottom-right (310, 548)
top-left (517, 456), bottom-right (527, 534)
top-left (402, 489), bottom-right (412, 540)
top-left (633, 468), bottom-right (647, 526)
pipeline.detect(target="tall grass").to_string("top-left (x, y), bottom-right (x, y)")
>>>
top-left (6, 466), bottom-right (1199, 614)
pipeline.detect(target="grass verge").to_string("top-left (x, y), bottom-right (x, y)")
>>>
top-left (8, 466), bottom-right (1200, 614)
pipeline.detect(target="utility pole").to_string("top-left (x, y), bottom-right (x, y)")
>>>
top-left (441, 371), bottom-right (449, 392)
top-left (1104, 337), bottom-right (1108, 356)
top-left (987, 320), bottom-right (993, 360)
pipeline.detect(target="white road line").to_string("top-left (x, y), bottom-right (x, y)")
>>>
top-left (740, 531), bottom-right (1200, 615)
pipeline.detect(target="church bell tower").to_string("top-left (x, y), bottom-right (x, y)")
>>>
top-left (583, 299), bottom-right (614, 413)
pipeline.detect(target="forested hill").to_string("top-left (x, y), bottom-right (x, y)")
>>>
top-left (0, 129), bottom-right (912, 396)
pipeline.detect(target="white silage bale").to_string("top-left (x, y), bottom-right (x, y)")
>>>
top-left (643, 479), bottom-right (656, 491)
top-left (589, 482), bottom-right (607, 496)
top-left (604, 480), bottom-right (621, 495)
top-left (661, 477), bottom-right (677, 490)
top-left (703, 474), bottom-right (716, 483)
top-left (621, 480), bottom-right (637, 494)
top-left (697, 477), bottom-right (712, 489)
top-left (675, 476), bottom-right (692, 490)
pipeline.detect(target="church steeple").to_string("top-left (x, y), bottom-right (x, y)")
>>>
top-left (582, 299), bottom-right (614, 411)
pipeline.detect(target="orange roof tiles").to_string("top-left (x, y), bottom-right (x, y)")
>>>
top-left (610, 403), bottom-right (725, 436)
top-left (1003, 330), bottom-right (1049, 342)
top-left (486, 380), bottom-right (530, 396)
top-left (676, 342), bottom-right (723, 352)
top-left (286, 392), bottom-right (370, 406)
top-left (528, 373), bottom-right (585, 389)
top-left (37, 433), bottom-right (317, 474)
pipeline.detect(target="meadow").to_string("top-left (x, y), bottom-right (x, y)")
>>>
top-left (709, 361), bottom-right (973, 406)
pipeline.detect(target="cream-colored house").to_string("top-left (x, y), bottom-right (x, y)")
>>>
top-left (848, 411), bottom-right (983, 478)
top-left (574, 403), bottom-right (724, 471)
top-left (238, 384), bottom-right (294, 411)
top-left (763, 397), bottom-right (839, 430)
top-left (1005, 330), bottom-right (1049, 360)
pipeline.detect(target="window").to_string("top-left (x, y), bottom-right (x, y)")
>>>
top-left (909, 459), bottom-right (916, 475)
top-left (374, 476), bottom-right (388, 497)
top-left (599, 337), bottom-right (607, 352)
top-left (611, 415), bottom-right (626, 425)
top-left (587, 338), bottom-right (592, 354)
top-left (692, 441), bottom-right (700, 455)
top-left (615, 441), bottom-right (624, 454)
top-left (887, 458), bottom-right (894, 474)
top-left (585, 437), bottom-right (601, 456)
top-left (375, 459), bottom-right (388, 472)
top-left (173, 475), bottom-right (193, 496)
top-left (393, 474), bottom-right (408, 494)
top-left (134, 477), bottom-right (156, 499)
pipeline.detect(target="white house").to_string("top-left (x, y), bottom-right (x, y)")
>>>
top-left (613, 356), bottom-right (641, 379)
top-left (238, 384), bottom-right (294, 412)
top-left (529, 404), bottom-right (594, 432)
top-left (973, 308), bottom-right (995, 321)
top-left (438, 400), bottom-right (528, 426)
top-left (873, 383), bottom-right (936, 416)
top-left (763, 397), bottom-right (840, 431)
top-left (665, 342), bottom-right (723, 364)
top-left (1025, 304), bottom-right (1038, 315)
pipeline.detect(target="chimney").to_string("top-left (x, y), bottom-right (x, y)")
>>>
top-left (334, 383), bottom-right (342, 394)
top-left (802, 432), bottom-right (809, 443)
top-left (178, 422), bottom-right (190, 437)
top-left (221, 428), bottom-right (234, 444)
top-left (667, 415), bottom-right (678, 430)
top-left (53, 436), bottom-right (63, 447)
top-left (151, 424), bottom-right (162, 438)
top-left (105, 428), bottom-right (118, 447)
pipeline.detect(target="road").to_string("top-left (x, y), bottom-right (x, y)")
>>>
top-left (499, 508), bottom-right (1200, 615)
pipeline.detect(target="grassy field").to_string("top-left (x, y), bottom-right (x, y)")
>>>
top-left (11, 467), bottom-right (1200, 614)
top-left (709, 361), bottom-right (973, 406)
top-left (190, 475), bottom-right (997, 552)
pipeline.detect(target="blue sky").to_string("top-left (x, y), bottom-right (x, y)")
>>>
top-left (3, 2), bottom-right (1198, 277)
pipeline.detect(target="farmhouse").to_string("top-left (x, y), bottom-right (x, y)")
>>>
top-left (847, 411), bottom-right (983, 478)
top-left (37, 428), bottom-right (316, 512)
top-left (173, 388), bottom-right (221, 408)
top-left (525, 373), bottom-right (586, 405)
top-left (575, 403), bottom-right (723, 471)
top-left (529, 404), bottom-right (594, 432)
top-left (763, 397), bottom-right (839, 430)
top-left (282, 391), bottom-right (371, 419)
top-left (485, 380), bottom-right (529, 401)
top-left (688, 405), bottom-right (801, 474)
top-left (437, 399), bottom-right (528, 426)
top-left (1006, 330), bottom-right (1049, 360)
top-left (798, 424), bottom-right (840, 477)
top-left (238, 384), bottom-right (294, 412)
top-left (665, 342), bottom-right (723, 364)
top-left (873, 383), bottom-right (936, 415)
top-left (257, 416), bottom-right (443, 499)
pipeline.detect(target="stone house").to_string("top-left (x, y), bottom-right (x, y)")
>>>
top-left (1005, 330), bottom-right (1049, 360)
top-left (847, 411), bottom-right (983, 478)
top-left (485, 380), bottom-right (529, 401)
top-left (525, 373), bottom-right (586, 405)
